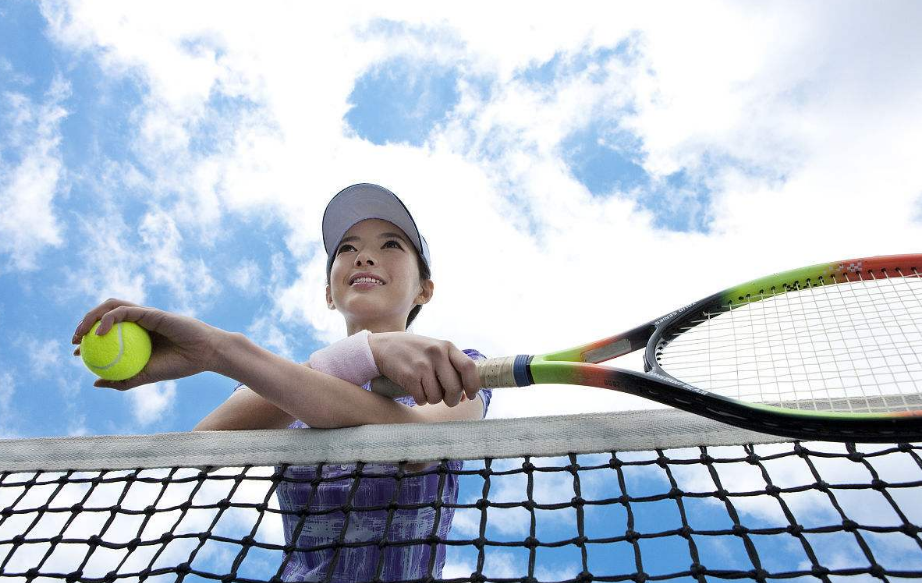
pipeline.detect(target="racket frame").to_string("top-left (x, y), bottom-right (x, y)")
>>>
top-left (526, 254), bottom-right (922, 442)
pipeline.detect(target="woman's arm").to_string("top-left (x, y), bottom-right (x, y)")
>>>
top-left (71, 301), bottom-right (483, 429)
top-left (196, 352), bottom-right (485, 431)
top-left (207, 332), bottom-right (433, 429)
top-left (194, 386), bottom-right (296, 431)
top-left (194, 358), bottom-right (314, 431)
top-left (194, 386), bottom-right (485, 431)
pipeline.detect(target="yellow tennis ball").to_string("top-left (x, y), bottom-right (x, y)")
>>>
top-left (80, 321), bottom-right (152, 381)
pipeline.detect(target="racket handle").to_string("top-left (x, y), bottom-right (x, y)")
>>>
top-left (369, 356), bottom-right (523, 398)
top-left (369, 377), bottom-right (412, 398)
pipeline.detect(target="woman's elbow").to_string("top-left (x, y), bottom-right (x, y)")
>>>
top-left (193, 414), bottom-right (231, 431)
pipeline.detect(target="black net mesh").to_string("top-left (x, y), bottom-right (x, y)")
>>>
top-left (2, 439), bottom-right (921, 582)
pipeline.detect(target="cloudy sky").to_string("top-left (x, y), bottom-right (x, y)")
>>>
top-left (2, 0), bottom-right (919, 437)
top-left (2, 0), bottom-right (922, 579)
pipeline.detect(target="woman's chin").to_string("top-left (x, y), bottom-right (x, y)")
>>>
top-left (341, 303), bottom-right (397, 323)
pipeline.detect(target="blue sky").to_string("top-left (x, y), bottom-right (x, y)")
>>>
top-left (1, 0), bottom-right (921, 580)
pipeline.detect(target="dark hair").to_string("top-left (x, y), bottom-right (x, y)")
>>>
top-left (326, 246), bottom-right (431, 330)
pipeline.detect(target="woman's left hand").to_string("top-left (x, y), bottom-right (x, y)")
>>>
top-left (72, 299), bottom-right (231, 390)
top-left (367, 332), bottom-right (481, 407)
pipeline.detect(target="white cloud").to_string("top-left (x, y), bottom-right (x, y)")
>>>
top-left (0, 57), bottom-right (34, 86)
top-left (3, 330), bottom-right (96, 436)
top-left (227, 258), bottom-right (262, 296)
top-left (20, 335), bottom-right (91, 433)
top-left (56, 208), bottom-right (149, 306)
top-left (25, 337), bottom-right (64, 380)
top-left (0, 76), bottom-right (69, 274)
top-left (137, 208), bottom-right (221, 314)
top-left (66, 413), bottom-right (89, 437)
top-left (129, 380), bottom-right (177, 426)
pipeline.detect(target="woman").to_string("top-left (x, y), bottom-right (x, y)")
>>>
top-left (72, 183), bottom-right (491, 581)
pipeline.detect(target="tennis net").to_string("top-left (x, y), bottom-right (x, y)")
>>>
top-left (1, 409), bottom-right (920, 582)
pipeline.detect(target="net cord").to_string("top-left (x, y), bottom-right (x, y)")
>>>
top-left (0, 409), bottom-right (791, 473)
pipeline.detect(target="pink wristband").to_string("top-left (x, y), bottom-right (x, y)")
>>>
top-left (308, 330), bottom-right (381, 388)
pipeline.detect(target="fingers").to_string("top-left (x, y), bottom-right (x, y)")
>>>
top-left (418, 342), bottom-right (469, 407)
top-left (403, 376), bottom-right (427, 406)
top-left (389, 340), bottom-right (480, 407)
top-left (73, 298), bottom-right (142, 343)
top-left (92, 364), bottom-right (155, 391)
top-left (419, 372), bottom-right (443, 406)
top-left (449, 347), bottom-right (481, 401)
top-left (433, 350), bottom-right (465, 408)
top-left (433, 369), bottom-right (463, 407)
top-left (95, 305), bottom-right (150, 336)
top-left (94, 377), bottom-right (136, 391)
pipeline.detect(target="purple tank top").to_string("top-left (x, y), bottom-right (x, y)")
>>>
top-left (233, 349), bottom-right (492, 581)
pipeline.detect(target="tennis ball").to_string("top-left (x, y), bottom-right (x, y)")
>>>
top-left (80, 321), bottom-right (152, 381)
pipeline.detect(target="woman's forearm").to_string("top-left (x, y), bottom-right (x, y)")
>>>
top-left (210, 332), bottom-right (420, 428)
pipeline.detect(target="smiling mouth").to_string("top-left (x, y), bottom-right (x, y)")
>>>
top-left (351, 277), bottom-right (385, 286)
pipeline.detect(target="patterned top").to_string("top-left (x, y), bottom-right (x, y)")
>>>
top-left (232, 349), bottom-right (492, 582)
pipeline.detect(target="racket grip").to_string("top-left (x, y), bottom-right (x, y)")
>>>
top-left (369, 356), bottom-right (521, 398)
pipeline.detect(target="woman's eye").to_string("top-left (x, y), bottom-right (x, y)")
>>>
top-left (384, 240), bottom-right (402, 249)
top-left (338, 244), bottom-right (355, 254)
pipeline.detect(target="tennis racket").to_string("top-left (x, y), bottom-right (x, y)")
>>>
top-left (371, 254), bottom-right (922, 442)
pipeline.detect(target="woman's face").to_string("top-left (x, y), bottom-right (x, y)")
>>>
top-left (326, 219), bottom-right (433, 332)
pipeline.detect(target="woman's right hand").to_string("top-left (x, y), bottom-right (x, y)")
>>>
top-left (367, 332), bottom-right (481, 407)
top-left (72, 299), bottom-right (232, 390)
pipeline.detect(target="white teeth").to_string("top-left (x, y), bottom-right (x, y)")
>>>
top-left (352, 277), bottom-right (383, 285)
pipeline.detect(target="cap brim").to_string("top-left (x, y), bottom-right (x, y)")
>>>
top-left (323, 183), bottom-right (430, 274)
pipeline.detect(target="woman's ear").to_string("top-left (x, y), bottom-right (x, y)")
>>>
top-left (415, 279), bottom-right (434, 306)
top-left (325, 284), bottom-right (335, 310)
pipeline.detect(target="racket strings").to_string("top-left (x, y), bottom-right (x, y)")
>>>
top-left (655, 271), bottom-right (922, 413)
top-left (850, 271), bottom-right (917, 411)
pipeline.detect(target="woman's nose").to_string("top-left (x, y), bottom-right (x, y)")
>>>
top-left (355, 253), bottom-right (375, 266)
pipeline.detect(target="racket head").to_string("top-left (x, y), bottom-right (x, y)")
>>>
top-left (644, 254), bottom-right (922, 432)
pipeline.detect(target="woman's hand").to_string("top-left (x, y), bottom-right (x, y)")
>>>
top-left (367, 332), bottom-right (481, 407)
top-left (72, 299), bottom-right (231, 390)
